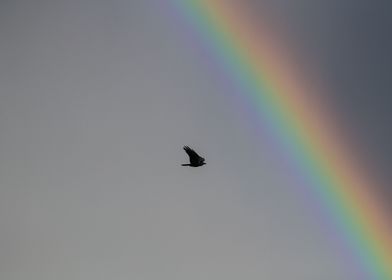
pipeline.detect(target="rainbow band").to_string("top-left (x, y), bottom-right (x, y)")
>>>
top-left (172, 0), bottom-right (392, 278)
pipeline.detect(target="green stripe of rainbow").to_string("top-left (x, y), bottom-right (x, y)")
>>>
top-left (172, 0), bottom-right (392, 278)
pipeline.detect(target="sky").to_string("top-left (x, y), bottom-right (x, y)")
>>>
top-left (0, 1), bottom-right (390, 279)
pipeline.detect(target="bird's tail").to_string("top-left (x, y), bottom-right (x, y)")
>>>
top-left (181, 164), bottom-right (191, 166)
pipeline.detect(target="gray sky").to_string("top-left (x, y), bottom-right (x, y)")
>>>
top-left (0, 1), bottom-right (390, 279)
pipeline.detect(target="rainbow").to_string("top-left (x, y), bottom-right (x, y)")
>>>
top-left (168, 0), bottom-right (392, 278)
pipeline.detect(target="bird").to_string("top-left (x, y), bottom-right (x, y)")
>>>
top-left (182, 146), bottom-right (206, 167)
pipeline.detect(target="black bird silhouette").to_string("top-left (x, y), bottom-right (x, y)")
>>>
top-left (182, 146), bottom-right (206, 167)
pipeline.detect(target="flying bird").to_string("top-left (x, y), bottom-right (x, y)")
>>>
top-left (182, 146), bottom-right (206, 167)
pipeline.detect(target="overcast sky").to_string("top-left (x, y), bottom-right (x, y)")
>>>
top-left (0, 1), bottom-right (390, 279)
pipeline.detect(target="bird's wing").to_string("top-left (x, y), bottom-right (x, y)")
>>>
top-left (183, 146), bottom-right (201, 162)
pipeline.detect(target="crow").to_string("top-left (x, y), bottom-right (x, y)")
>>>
top-left (182, 146), bottom-right (206, 167)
